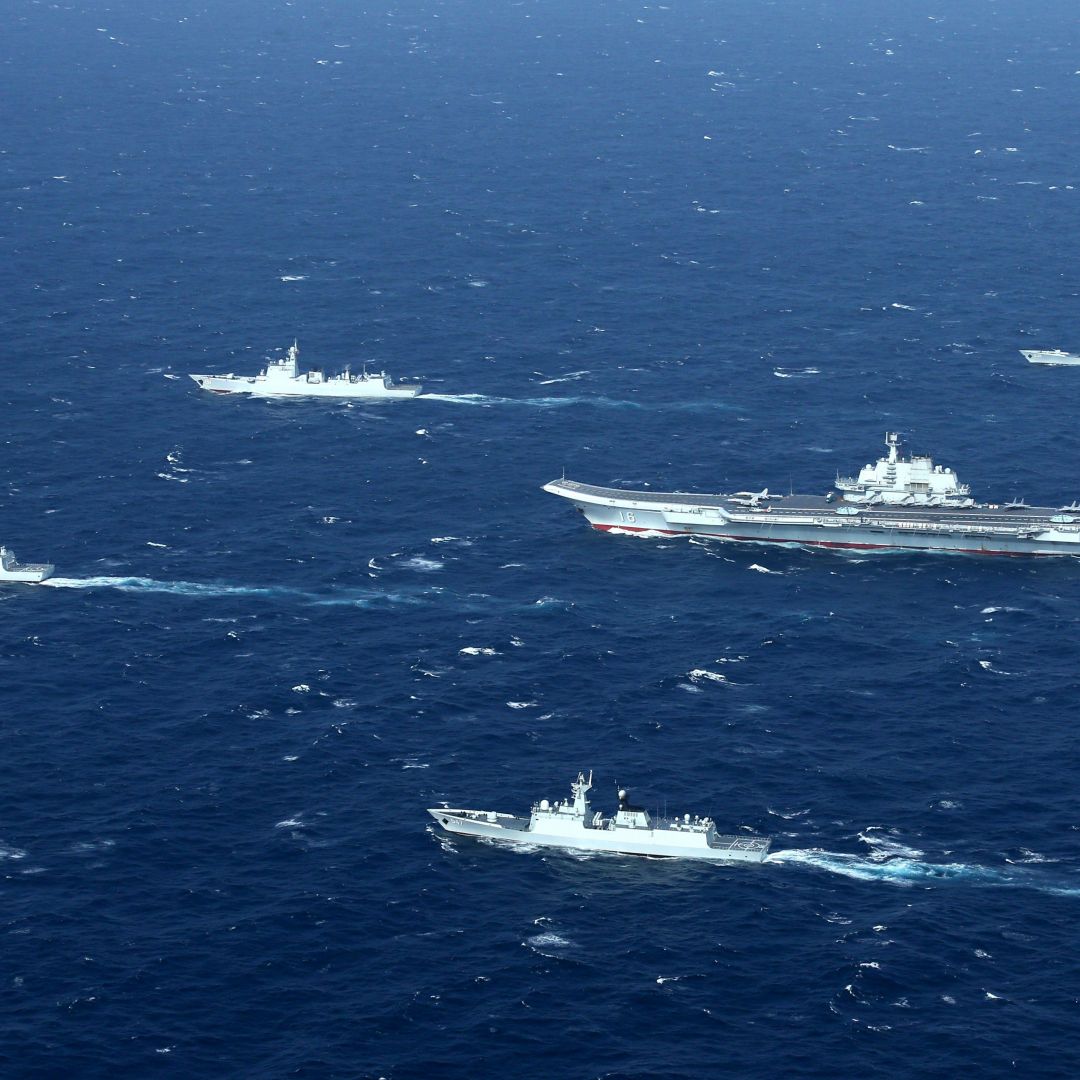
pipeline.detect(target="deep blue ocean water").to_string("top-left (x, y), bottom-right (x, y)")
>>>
top-left (3, 1), bottom-right (1080, 1076)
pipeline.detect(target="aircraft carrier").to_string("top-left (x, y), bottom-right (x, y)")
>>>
top-left (544, 433), bottom-right (1080, 557)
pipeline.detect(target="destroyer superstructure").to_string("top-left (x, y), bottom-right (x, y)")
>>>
top-left (428, 771), bottom-right (771, 863)
top-left (189, 341), bottom-right (422, 399)
top-left (544, 433), bottom-right (1080, 556)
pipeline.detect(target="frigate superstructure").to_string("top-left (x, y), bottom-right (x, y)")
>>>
top-left (0, 546), bottom-right (53, 583)
top-left (1021, 349), bottom-right (1080, 367)
top-left (428, 771), bottom-right (771, 863)
top-left (189, 341), bottom-right (422, 399)
top-left (544, 432), bottom-right (1080, 557)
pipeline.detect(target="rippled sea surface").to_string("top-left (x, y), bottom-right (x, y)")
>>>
top-left (3, 1), bottom-right (1080, 1076)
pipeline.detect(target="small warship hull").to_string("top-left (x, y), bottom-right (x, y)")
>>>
top-left (1021, 350), bottom-right (1080, 367)
top-left (0, 548), bottom-right (53, 583)
top-left (428, 808), bottom-right (770, 863)
top-left (0, 564), bottom-right (54, 583)
top-left (189, 374), bottom-right (422, 399)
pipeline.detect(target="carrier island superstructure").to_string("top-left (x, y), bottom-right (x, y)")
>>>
top-left (544, 433), bottom-right (1080, 557)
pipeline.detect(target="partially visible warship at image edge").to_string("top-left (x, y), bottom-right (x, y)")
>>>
top-left (1021, 349), bottom-right (1080, 367)
top-left (545, 432), bottom-right (1080, 556)
top-left (0, 546), bottom-right (53, 583)
top-left (189, 341), bottom-right (422, 399)
top-left (429, 771), bottom-right (772, 863)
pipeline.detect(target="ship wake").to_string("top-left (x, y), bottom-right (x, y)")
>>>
top-left (419, 392), bottom-right (731, 411)
top-left (766, 848), bottom-right (1080, 897)
top-left (43, 576), bottom-right (436, 608)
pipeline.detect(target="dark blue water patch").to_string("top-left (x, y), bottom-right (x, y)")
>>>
top-left (4, 0), bottom-right (1080, 1076)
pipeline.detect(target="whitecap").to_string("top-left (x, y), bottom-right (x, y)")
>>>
top-left (1006, 848), bottom-right (1058, 865)
top-left (507, 701), bottom-right (538, 709)
top-left (858, 829), bottom-right (924, 860)
top-left (459, 646), bottom-right (499, 656)
top-left (69, 839), bottom-right (115, 854)
top-left (537, 370), bottom-right (591, 385)
top-left (773, 367), bottom-right (821, 378)
top-left (689, 668), bottom-right (728, 683)
top-left (978, 660), bottom-right (1017, 676)
top-left (403, 556), bottom-right (443, 572)
top-left (748, 563), bottom-right (781, 574)
top-left (525, 932), bottom-right (573, 952)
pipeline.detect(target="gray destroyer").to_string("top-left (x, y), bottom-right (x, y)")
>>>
top-left (189, 341), bottom-right (421, 399)
top-left (428, 771), bottom-right (771, 863)
top-left (544, 432), bottom-right (1080, 557)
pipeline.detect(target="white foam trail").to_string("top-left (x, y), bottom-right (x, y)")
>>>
top-left (537, 370), bottom-right (591, 385)
top-left (45, 576), bottom-right (287, 598)
top-left (766, 848), bottom-right (1080, 896)
top-left (43, 576), bottom-right (436, 609)
top-left (857, 828), bottom-right (924, 860)
top-left (420, 392), bottom-right (645, 409)
top-left (419, 392), bottom-right (731, 412)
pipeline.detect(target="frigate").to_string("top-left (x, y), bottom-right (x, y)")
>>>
top-left (544, 432), bottom-right (1080, 557)
top-left (428, 771), bottom-right (771, 863)
top-left (0, 546), bottom-right (53, 583)
top-left (1021, 349), bottom-right (1080, 367)
top-left (189, 341), bottom-right (422, 399)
